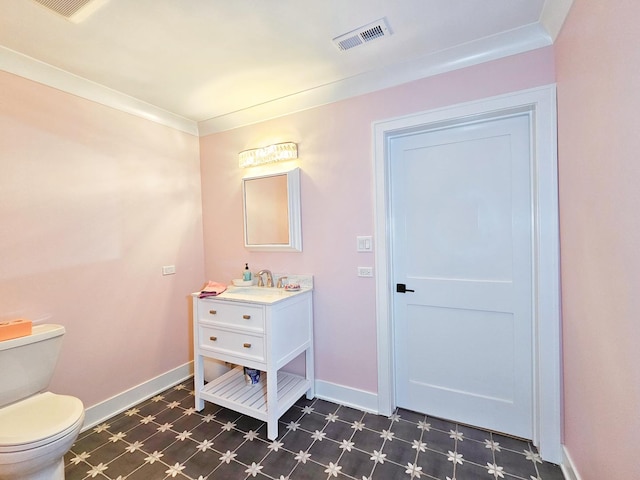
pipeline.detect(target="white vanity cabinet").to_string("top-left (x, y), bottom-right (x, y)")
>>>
top-left (192, 289), bottom-right (314, 440)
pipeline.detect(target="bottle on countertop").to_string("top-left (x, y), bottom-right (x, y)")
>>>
top-left (243, 263), bottom-right (252, 281)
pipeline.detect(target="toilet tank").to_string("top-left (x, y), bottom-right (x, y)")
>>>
top-left (0, 324), bottom-right (65, 408)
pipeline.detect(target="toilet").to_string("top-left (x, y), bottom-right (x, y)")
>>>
top-left (0, 324), bottom-right (85, 480)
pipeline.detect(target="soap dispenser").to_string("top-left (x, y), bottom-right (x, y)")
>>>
top-left (243, 263), bottom-right (252, 281)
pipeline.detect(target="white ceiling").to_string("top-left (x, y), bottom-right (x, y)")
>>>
top-left (0, 0), bottom-right (572, 134)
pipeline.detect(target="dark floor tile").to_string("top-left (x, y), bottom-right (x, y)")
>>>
top-left (235, 414), bottom-right (267, 433)
top-left (338, 447), bottom-right (376, 478)
top-left (172, 411), bottom-right (205, 432)
top-left (370, 458), bottom-right (412, 479)
top-left (207, 459), bottom-right (252, 479)
top-left (182, 449), bottom-right (221, 479)
top-left (495, 448), bottom-right (539, 479)
top-left (212, 406), bottom-right (243, 424)
top-left (137, 399), bottom-right (167, 417)
top-left (119, 420), bottom-right (160, 443)
top-left (196, 401), bottom-right (223, 417)
top-left (154, 405), bottom-right (188, 424)
top-left (87, 438), bottom-right (128, 465)
top-left (190, 419), bottom-right (224, 442)
top-left (126, 459), bottom-right (171, 480)
top-left (361, 412), bottom-right (393, 431)
top-left (281, 426), bottom-right (315, 452)
top-left (455, 457), bottom-right (495, 479)
top-left (312, 398), bottom-right (340, 415)
top-left (323, 419), bottom-right (356, 442)
top-left (297, 411), bottom-right (329, 432)
top-left (63, 458), bottom-right (92, 480)
top-left (102, 449), bottom-right (148, 477)
top-left (426, 415), bottom-right (457, 432)
top-left (457, 423), bottom-right (492, 442)
top-left (381, 437), bottom-right (417, 467)
top-left (351, 427), bottom-right (385, 454)
top-left (235, 437), bottom-right (270, 464)
top-left (70, 430), bottom-right (111, 454)
top-left (288, 459), bottom-right (330, 479)
top-left (396, 407), bottom-right (426, 424)
top-left (105, 411), bottom-right (144, 433)
top-left (390, 418), bottom-right (422, 442)
top-left (161, 386), bottom-right (192, 403)
top-left (211, 428), bottom-right (246, 452)
top-left (307, 437), bottom-right (342, 464)
top-left (178, 394), bottom-right (196, 409)
top-left (294, 395), bottom-right (315, 408)
top-left (416, 449), bottom-right (455, 479)
top-left (142, 430), bottom-right (180, 453)
top-left (279, 404), bottom-right (304, 425)
top-left (456, 437), bottom-right (494, 466)
top-left (422, 427), bottom-right (456, 455)
top-left (536, 460), bottom-right (566, 479)
top-left (259, 448), bottom-right (299, 477)
top-left (161, 437), bottom-right (199, 465)
top-left (335, 404), bottom-right (366, 424)
top-left (492, 432), bottom-right (531, 452)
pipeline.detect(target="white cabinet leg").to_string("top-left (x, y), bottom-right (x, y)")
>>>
top-left (305, 347), bottom-right (315, 400)
top-left (194, 354), bottom-right (205, 411)
top-left (266, 368), bottom-right (278, 440)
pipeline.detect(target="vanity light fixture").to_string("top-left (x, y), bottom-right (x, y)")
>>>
top-left (239, 142), bottom-right (298, 168)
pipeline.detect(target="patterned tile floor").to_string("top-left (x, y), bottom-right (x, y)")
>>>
top-left (64, 377), bottom-right (565, 480)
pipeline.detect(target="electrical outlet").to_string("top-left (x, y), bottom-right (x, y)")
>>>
top-left (358, 266), bottom-right (373, 277)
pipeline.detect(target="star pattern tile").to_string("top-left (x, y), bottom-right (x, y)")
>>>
top-left (65, 378), bottom-right (566, 480)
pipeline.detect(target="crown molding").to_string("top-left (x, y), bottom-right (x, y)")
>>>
top-left (0, 46), bottom-right (198, 136)
top-left (197, 22), bottom-right (552, 136)
top-left (2, 17), bottom-right (565, 138)
top-left (540, 0), bottom-right (575, 41)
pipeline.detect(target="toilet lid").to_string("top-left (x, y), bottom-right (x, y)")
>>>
top-left (0, 392), bottom-right (84, 447)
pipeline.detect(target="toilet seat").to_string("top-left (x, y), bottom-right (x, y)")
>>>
top-left (0, 392), bottom-right (84, 452)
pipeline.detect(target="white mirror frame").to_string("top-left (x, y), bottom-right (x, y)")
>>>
top-left (242, 167), bottom-right (302, 252)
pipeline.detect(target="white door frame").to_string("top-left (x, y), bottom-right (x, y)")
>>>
top-left (372, 85), bottom-right (562, 463)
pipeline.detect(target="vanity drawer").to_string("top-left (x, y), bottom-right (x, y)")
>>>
top-left (199, 301), bottom-right (264, 331)
top-left (199, 326), bottom-right (265, 362)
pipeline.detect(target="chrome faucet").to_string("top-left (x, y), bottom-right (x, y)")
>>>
top-left (276, 276), bottom-right (288, 288)
top-left (256, 269), bottom-right (273, 288)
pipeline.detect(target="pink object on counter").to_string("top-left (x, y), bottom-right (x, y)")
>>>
top-left (198, 281), bottom-right (227, 298)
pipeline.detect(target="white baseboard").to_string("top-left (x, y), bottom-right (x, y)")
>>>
top-left (82, 362), bottom-right (193, 431)
top-left (561, 445), bottom-right (582, 480)
top-left (314, 379), bottom-right (379, 414)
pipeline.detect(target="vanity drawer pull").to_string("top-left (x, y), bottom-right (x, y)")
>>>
top-left (243, 314), bottom-right (251, 319)
top-left (243, 343), bottom-right (252, 348)
top-left (209, 336), bottom-right (217, 341)
top-left (209, 310), bottom-right (217, 315)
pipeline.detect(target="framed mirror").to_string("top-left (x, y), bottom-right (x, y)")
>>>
top-left (242, 167), bottom-right (302, 251)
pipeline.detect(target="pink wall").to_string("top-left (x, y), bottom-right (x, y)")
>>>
top-left (0, 71), bottom-right (205, 408)
top-left (555, 1), bottom-right (640, 478)
top-left (199, 47), bottom-right (556, 393)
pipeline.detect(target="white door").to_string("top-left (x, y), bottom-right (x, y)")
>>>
top-left (391, 113), bottom-right (533, 439)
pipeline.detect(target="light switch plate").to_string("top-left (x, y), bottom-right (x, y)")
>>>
top-left (162, 265), bottom-right (176, 275)
top-left (357, 236), bottom-right (373, 252)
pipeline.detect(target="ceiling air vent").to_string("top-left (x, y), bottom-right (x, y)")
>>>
top-left (333, 17), bottom-right (392, 52)
top-left (31, 0), bottom-right (104, 21)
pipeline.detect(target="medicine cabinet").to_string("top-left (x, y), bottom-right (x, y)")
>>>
top-left (242, 168), bottom-right (302, 252)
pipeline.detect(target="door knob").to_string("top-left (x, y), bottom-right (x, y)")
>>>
top-left (396, 283), bottom-right (415, 293)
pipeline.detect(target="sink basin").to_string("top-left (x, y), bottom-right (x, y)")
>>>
top-left (215, 286), bottom-right (306, 304)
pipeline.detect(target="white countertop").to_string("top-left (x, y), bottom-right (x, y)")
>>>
top-left (213, 286), bottom-right (311, 304)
